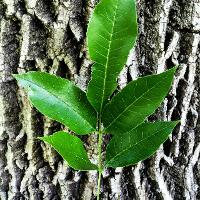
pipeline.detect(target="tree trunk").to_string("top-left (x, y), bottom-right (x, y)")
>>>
top-left (0, 0), bottom-right (199, 199)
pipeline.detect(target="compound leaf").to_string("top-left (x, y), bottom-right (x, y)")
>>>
top-left (87, 0), bottom-right (138, 113)
top-left (102, 68), bottom-right (177, 135)
top-left (39, 131), bottom-right (98, 171)
top-left (105, 121), bottom-right (179, 168)
top-left (14, 72), bottom-right (97, 135)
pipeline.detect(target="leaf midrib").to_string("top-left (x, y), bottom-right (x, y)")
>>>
top-left (106, 125), bottom-right (170, 166)
top-left (99, 0), bottom-right (119, 113)
top-left (105, 74), bottom-right (169, 130)
top-left (22, 77), bottom-right (95, 130)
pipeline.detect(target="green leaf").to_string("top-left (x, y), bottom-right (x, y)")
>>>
top-left (87, 0), bottom-right (138, 113)
top-left (14, 72), bottom-right (97, 135)
top-left (102, 68), bottom-right (177, 135)
top-left (39, 131), bottom-right (98, 171)
top-left (105, 121), bottom-right (179, 168)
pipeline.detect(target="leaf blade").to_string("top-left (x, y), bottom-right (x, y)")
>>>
top-left (14, 72), bottom-right (97, 135)
top-left (39, 131), bottom-right (98, 171)
top-left (102, 68), bottom-right (177, 134)
top-left (105, 121), bottom-right (179, 168)
top-left (87, 0), bottom-right (138, 113)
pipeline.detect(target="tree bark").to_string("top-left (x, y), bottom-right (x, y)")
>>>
top-left (0, 0), bottom-right (199, 199)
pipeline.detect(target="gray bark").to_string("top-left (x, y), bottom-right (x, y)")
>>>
top-left (0, 0), bottom-right (199, 199)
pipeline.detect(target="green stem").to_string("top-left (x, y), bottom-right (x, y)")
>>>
top-left (97, 118), bottom-right (103, 200)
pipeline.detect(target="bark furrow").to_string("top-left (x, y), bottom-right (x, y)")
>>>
top-left (0, 0), bottom-right (199, 199)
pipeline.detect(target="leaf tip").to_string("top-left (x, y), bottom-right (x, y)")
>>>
top-left (173, 65), bottom-right (179, 71)
top-left (12, 73), bottom-right (20, 80)
top-left (168, 66), bottom-right (178, 74)
top-left (37, 136), bottom-right (47, 142)
top-left (174, 120), bottom-right (181, 126)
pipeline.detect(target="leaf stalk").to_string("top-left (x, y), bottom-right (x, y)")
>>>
top-left (97, 117), bottom-right (103, 200)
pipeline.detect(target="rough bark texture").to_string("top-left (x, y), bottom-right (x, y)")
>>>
top-left (0, 0), bottom-right (200, 199)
